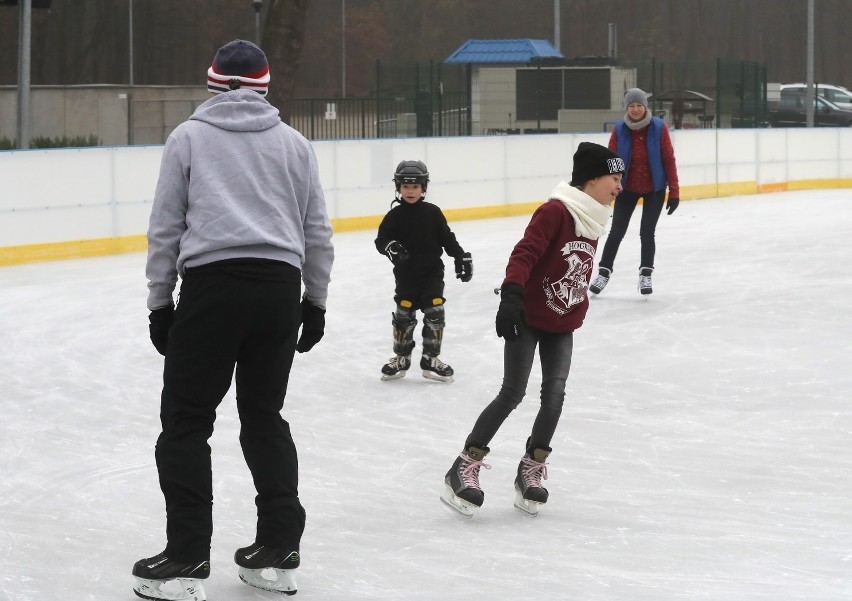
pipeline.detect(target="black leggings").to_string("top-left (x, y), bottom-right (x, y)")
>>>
top-left (598, 189), bottom-right (666, 271)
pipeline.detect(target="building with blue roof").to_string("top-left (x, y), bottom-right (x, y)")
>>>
top-left (443, 39), bottom-right (637, 135)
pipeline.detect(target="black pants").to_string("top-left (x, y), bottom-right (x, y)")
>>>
top-left (598, 189), bottom-right (666, 271)
top-left (156, 259), bottom-right (304, 562)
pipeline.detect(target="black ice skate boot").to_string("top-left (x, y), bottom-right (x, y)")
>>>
top-left (235, 542), bottom-right (300, 595)
top-left (589, 267), bottom-right (611, 295)
top-left (132, 552), bottom-right (209, 601)
top-left (514, 444), bottom-right (551, 516)
top-left (638, 266), bottom-right (654, 295)
top-left (381, 354), bottom-right (411, 380)
top-left (420, 354), bottom-right (454, 382)
top-left (441, 443), bottom-right (491, 517)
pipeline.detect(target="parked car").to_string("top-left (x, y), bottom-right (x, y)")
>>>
top-left (780, 83), bottom-right (852, 110)
top-left (767, 90), bottom-right (852, 127)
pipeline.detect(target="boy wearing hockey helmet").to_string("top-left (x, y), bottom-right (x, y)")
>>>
top-left (374, 160), bottom-right (473, 382)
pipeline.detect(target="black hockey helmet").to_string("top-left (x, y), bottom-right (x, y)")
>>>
top-left (393, 160), bottom-right (429, 191)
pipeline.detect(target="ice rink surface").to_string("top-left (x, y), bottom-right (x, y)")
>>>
top-left (1, 189), bottom-right (851, 601)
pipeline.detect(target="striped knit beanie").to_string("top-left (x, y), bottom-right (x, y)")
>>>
top-left (207, 40), bottom-right (270, 96)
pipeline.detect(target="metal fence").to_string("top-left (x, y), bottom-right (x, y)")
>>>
top-left (110, 58), bottom-right (769, 145)
top-left (287, 91), bottom-right (470, 140)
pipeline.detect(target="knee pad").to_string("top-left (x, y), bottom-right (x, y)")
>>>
top-left (422, 299), bottom-right (445, 331)
top-left (392, 301), bottom-right (417, 331)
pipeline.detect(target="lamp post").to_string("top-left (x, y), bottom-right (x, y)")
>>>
top-left (252, 0), bottom-right (262, 45)
top-left (16, 0), bottom-right (32, 149)
top-left (128, 0), bottom-right (133, 86)
top-left (341, 0), bottom-right (346, 98)
top-left (553, 0), bottom-right (560, 52)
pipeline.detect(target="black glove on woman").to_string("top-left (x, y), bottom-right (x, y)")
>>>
top-left (495, 283), bottom-right (526, 342)
top-left (666, 197), bottom-right (680, 215)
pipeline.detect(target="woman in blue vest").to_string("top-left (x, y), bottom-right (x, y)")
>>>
top-left (590, 87), bottom-right (680, 296)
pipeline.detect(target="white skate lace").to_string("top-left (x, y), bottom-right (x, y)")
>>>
top-left (520, 456), bottom-right (548, 488)
top-left (430, 357), bottom-right (448, 370)
top-left (459, 453), bottom-right (491, 489)
top-left (639, 274), bottom-right (652, 289)
top-left (388, 355), bottom-right (409, 369)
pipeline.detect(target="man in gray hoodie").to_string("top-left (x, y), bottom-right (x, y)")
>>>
top-left (133, 39), bottom-right (334, 600)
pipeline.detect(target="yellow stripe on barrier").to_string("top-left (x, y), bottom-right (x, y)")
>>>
top-left (2, 180), bottom-right (851, 267)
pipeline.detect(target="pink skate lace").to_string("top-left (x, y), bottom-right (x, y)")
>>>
top-left (519, 456), bottom-right (548, 488)
top-left (459, 453), bottom-right (491, 489)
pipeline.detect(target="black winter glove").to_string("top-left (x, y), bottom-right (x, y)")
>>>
top-left (384, 240), bottom-right (409, 265)
top-left (666, 197), bottom-right (680, 215)
top-left (296, 299), bottom-right (326, 353)
top-left (455, 252), bottom-right (473, 282)
top-left (495, 284), bottom-right (526, 342)
top-left (148, 304), bottom-right (175, 356)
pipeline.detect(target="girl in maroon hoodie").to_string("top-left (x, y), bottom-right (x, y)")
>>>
top-left (441, 142), bottom-right (624, 517)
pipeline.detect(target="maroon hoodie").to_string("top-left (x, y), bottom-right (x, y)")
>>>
top-left (503, 199), bottom-right (600, 334)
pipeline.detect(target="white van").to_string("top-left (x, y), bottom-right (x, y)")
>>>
top-left (780, 83), bottom-right (852, 110)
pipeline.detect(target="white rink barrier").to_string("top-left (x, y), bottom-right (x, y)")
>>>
top-left (1, 128), bottom-right (851, 265)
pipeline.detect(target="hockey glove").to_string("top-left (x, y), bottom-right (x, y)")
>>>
top-left (455, 252), bottom-right (473, 282)
top-left (666, 197), bottom-right (680, 215)
top-left (384, 240), bottom-right (409, 265)
top-left (296, 299), bottom-right (326, 353)
top-left (148, 304), bottom-right (174, 356)
top-left (495, 283), bottom-right (526, 342)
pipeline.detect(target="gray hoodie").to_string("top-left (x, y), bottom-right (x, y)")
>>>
top-left (146, 89), bottom-right (334, 310)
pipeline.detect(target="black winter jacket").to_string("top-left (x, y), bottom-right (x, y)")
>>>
top-left (375, 199), bottom-right (465, 278)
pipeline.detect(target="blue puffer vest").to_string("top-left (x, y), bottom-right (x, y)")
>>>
top-left (615, 116), bottom-right (667, 191)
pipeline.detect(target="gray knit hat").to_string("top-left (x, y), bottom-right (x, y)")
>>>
top-left (623, 87), bottom-right (648, 109)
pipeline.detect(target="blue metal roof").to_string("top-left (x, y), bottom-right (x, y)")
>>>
top-left (445, 39), bottom-right (564, 64)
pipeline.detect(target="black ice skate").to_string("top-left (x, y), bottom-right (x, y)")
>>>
top-left (589, 267), bottom-right (611, 295)
top-left (440, 444), bottom-right (490, 517)
top-left (638, 267), bottom-right (654, 295)
top-left (514, 446), bottom-right (551, 517)
top-left (132, 552), bottom-right (209, 601)
top-left (381, 354), bottom-right (411, 381)
top-left (235, 543), bottom-right (300, 595)
top-left (420, 354), bottom-right (454, 382)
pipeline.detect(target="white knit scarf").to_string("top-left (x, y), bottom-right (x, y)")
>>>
top-left (548, 181), bottom-right (613, 240)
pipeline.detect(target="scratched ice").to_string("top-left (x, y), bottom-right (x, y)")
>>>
top-left (1, 189), bottom-right (851, 601)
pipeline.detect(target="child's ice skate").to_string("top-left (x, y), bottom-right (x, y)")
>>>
top-left (132, 552), bottom-right (209, 601)
top-left (234, 543), bottom-right (299, 595)
top-left (381, 354), bottom-right (411, 380)
top-left (441, 444), bottom-right (490, 517)
top-left (513, 446), bottom-right (550, 517)
top-left (421, 354), bottom-right (454, 382)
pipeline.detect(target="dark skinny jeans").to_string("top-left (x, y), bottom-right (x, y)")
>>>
top-left (598, 189), bottom-right (666, 271)
top-left (467, 326), bottom-right (574, 451)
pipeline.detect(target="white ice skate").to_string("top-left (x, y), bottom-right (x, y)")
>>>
top-left (133, 577), bottom-right (206, 601)
top-left (238, 567), bottom-right (297, 595)
top-left (440, 484), bottom-right (478, 517)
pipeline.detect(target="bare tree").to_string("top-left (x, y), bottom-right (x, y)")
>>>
top-left (264, 0), bottom-right (311, 122)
